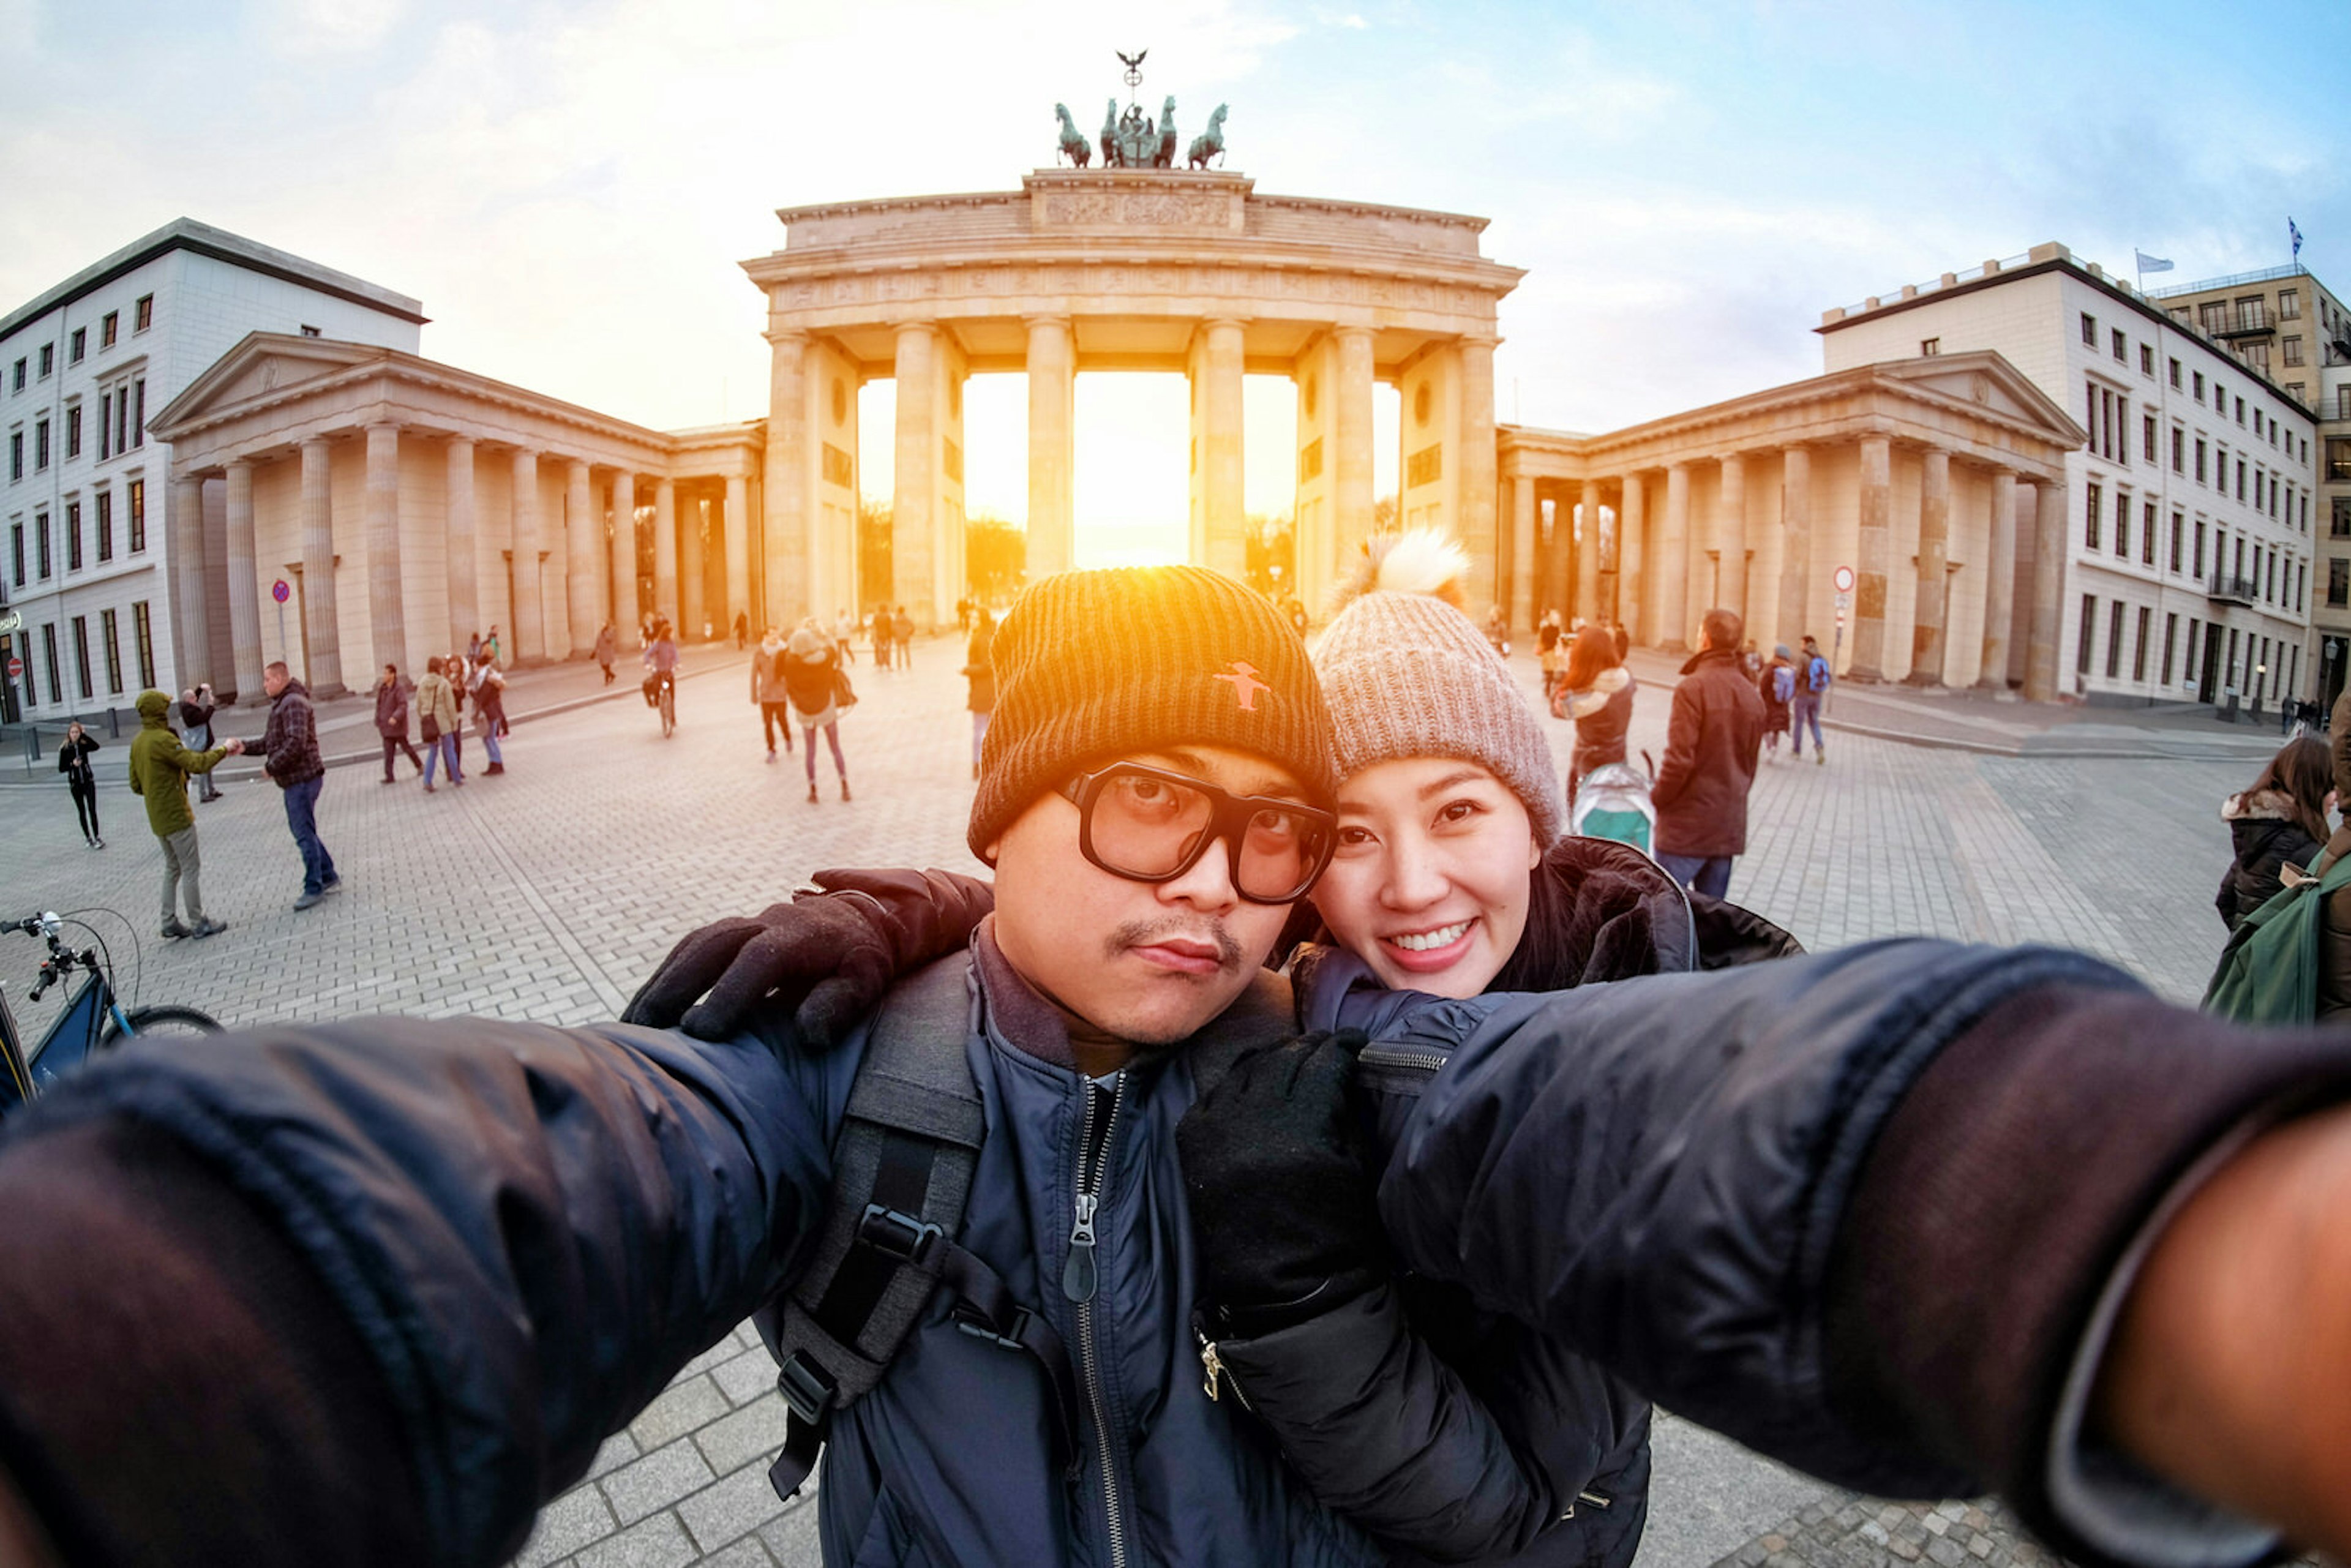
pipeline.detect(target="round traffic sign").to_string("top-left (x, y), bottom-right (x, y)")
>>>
top-left (1832, 565), bottom-right (1855, 594)
top-left (272, 578), bottom-right (291, 604)
top-left (5, 656), bottom-right (21, 680)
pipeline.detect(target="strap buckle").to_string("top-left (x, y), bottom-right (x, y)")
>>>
top-left (954, 1302), bottom-right (1037, 1353)
top-left (858, 1203), bottom-right (944, 1266)
top-left (774, 1351), bottom-right (838, 1426)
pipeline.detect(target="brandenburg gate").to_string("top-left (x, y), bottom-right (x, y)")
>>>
top-left (743, 166), bottom-right (1525, 627)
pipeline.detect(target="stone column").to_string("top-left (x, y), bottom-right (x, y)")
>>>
top-left (566, 459), bottom-right (598, 656)
top-left (724, 473), bottom-right (752, 639)
top-left (609, 473), bottom-right (640, 634)
top-left (762, 330), bottom-right (808, 626)
top-left (1658, 463), bottom-right (1692, 650)
top-left (444, 437), bottom-right (478, 647)
top-left (1026, 315), bottom-right (1075, 580)
top-left (298, 438), bottom-right (343, 695)
top-left (1978, 470), bottom-right (2018, 691)
top-left (1908, 448), bottom-right (1952, 685)
top-left (1618, 474), bottom-right (1646, 643)
top-left (1777, 446), bottom-right (1812, 651)
top-left (652, 478), bottom-right (679, 631)
top-left (1850, 435), bottom-right (1892, 680)
top-left (223, 460), bottom-right (263, 699)
top-left (1575, 478), bottom-right (1602, 623)
top-left (1715, 453), bottom-right (1748, 623)
top-left (364, 423), bottom-right (404, 677)
top-left (680, 490), bottom-right (708, 640)
top-left (893, 323), bottom-right (938, 615)
top-left (1200, 318), bottom-right (1248, 580)
top-left (506, 448), bottom-right (544, 662)
top-left (1334, 327), bottom-right (1376, 572)
top-left (2023, 479), bottom-right (2066, 703)
top-left (1509, 473), bottom-right (1537, 634)
top-left (1457, 334), bottom-right (1499, 609)
top-left (172, 474), bottom-right (211, 686)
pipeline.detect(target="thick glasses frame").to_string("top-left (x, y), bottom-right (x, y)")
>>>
top-left (1059, 762), bottom-right (1337, 904)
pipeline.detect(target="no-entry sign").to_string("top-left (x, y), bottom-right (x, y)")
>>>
top-left (5, 656), bottom-right (21, 680)
top-left (272, 579), bottom-right (292, 604)
top-left (1832, 565), bottom-right (1856, 594)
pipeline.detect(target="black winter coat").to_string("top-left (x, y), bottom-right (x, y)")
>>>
top-left (1652, 648), bottom-right (1766, 858)
top-left (57, 732), bottom-right (100, 791)
top-left (2216, 790), bottom-right (2322, 930)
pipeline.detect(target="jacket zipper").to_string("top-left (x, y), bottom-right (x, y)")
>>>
top-left (1062, 1074), bottom-right (1129, 1568)
top-left (1355, 1041), bottom-right (1448, 1075)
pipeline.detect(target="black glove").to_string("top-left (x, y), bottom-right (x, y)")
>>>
top-left (622, 868), bottom-right (994, 1046)
top-left (1177, 1029), bottom-right (1385, 1337)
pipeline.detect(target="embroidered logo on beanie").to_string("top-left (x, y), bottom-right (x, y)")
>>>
top-left (1212, 661), bottom-right (1271, 711)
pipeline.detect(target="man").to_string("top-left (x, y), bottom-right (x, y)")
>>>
top-left (1793, 632), bottom-right (1831, 763)
top-left (373, 664), bottom-right (423, 784)
top-left (179, 683), bottom-right (223, 803)
top-left (261, 661), bottom-right (339, 910)
top-left (126, 688), bottom-right (238, 939)
top-left (5, 570), bottom-right (2351, 1568)
top-left (1651, 607), bottom-right (1767, 899)
top-left (890, 603), bottom-right (915, 669)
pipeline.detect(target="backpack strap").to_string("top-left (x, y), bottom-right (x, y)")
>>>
top-left (756, 953), bottom-right (1081, 1499)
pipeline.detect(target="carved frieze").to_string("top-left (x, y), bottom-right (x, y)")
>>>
top-left (1037, 188), bottom-right (1242, 231)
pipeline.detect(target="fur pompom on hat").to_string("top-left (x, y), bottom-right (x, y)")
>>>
top-left (1313, 528), bottom-right (1564, 844)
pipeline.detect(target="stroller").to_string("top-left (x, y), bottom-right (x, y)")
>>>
top-left (1571, 752), bottom-right (1659, 857)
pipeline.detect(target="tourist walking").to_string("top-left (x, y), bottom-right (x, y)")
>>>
top-left (890, 604), bottom-right (915, 670)
top-left (1535, 610), bottom-right (1565, 705)
top-left (962, 607), bottom-right (996, 781)
top-left (58, 721), bottom-right (104, 849)
top-left (179, 683), bottom-right (223, 803)
top-left (481, 625), bottom-right (501, 664)
top-left (1484, 602), bottom-right (1509, 655)
top-left (1758, 644), bottom-right (1796, 759)
top-left (416, 657), bottom-right (463, 792)
top-left (1651, 608), bottom-right (1768, 899)
top-left (2216, 736), bottom-right (2331, 932)
top-left (834, 608), bottom-right (858, 664)
top-left (1791, 633), bottom-right (1830, 763)
top-left (375, 664), bottom-right (424, 784)
top-left (733, 611), bottom-right (749, 650)
top-left (1554, 621), bottom-right (1635, 805)
top-left (593, 623), bottom-right (617, 686)
top-left (753, 626), bottom-right (794, 762)
top-left (785, 616), bottom-right (850, 801)
top-left (261, 661), bottom-right (339, 911)
top-left (127, 688), bottom-right (237, 938)
top-left (869, 608), bottom-right (891, 670)
top-left (470, 656), bottom-right (509, 775)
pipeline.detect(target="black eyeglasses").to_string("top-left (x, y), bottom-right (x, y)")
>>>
top-left (1059, 763), bottom-right (1336, 905)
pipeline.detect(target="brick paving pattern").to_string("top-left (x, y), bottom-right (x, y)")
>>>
top-left (0, 636), bottom-right (2297, 1565)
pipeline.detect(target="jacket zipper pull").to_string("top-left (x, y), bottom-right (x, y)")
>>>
top-left (1198, 1332), bottom-right (1224, 1400)
top-left (1062, 1192), bottom-right (1098, 1303)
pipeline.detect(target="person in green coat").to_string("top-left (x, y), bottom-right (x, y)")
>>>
top-left (126, 688), bottom-right (242, 939)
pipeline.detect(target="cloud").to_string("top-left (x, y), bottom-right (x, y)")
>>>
top-left (254, 0), bottom-right (405, 56)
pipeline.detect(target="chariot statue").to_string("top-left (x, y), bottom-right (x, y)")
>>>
top-left (1054, 50), bottom-right (1220, 171)
top-left (1054, 103), bottom-right (1091, 167)
top-left (1187, 103), bottom-right (1228, 169)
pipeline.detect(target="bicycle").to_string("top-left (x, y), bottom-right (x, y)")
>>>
top-left (659, 671), bottom-right (677, 738)
top-left (1, 911), bottom-right (221, 1115)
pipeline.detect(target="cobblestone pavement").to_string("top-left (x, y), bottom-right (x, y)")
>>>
top-left (0, 635), bottom-right (2280, 1566)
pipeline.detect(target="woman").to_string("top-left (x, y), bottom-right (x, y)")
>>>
top-left (593, 623), bottom-right (618, 687)
top-left (754, 626), bottom-right (795, 763)
top-left (58, 721), bottom-right (103, 849)
top-left (179, 683), bottom-right (223, 804)
top-left (375, 664), bottom-right (424, 784)
top-left (1553, 621), bottom-right (1634, 805)
top-left (470, 656), bottom-right (508, 775)
top-left (415, 657), bottom-right (463, 792)
top-left (962, 608), bottom-right (995, 782)
top-left (785, 615), bottom-right (850, 803)
top-left (1535, 610), bottom-right (1564, 705)
top-left (2217, 735), bottom-right (2331, 931)
top-left (1758, 643), bottom-right (1795, 759)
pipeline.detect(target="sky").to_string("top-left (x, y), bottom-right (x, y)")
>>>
top-left (4, 0), bottom-right (2343, 564)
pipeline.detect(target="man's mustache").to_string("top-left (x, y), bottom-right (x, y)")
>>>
top-left (1105, 918), bottom-right (1245, 969)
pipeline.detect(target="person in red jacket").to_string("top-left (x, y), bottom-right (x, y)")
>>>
top-left (1651, 607), bottom-right (1766, 899)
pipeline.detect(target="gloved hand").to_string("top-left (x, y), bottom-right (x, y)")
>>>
top-left (1177, 1029), bottom-right (1385, 1337)
top-left (622, 868), bottom-right (994, 1045)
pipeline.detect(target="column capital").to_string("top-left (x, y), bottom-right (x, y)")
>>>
top-left (893, 320), bottom-right (940, 340)
top-left (1457, 330), bottom-right (1501, 351)
top-left (299, 435), bottom-right (331, 456)
top-left (1023, 312), bottom-right (1073, 331)
top-left (565, 455), bottom-right (591, 477)
top-left (364, 418), bottom-right (402, 436)
top-left (1201, 315), bottom-right (1250, 332)
top-left (1330, 322), bottom-right (1376, 342)
top-left (225, 456), bottom-right (253, 477)
top-left (763, 327), bottom-right (811, 348)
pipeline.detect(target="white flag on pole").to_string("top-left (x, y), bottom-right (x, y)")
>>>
top-left (2135, 250), bottom-right (2174, 273)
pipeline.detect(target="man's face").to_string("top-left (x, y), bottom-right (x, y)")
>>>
top-left (987, 745), bottom-right (1305, 1048)
top-left (263, 667), bottom-right (287, 697)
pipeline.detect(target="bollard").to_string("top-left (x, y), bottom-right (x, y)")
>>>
top-left (107, 708), bottom-right (121, 739)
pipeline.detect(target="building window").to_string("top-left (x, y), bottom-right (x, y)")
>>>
top-left (2170, 357), bottom-right (2183, 389)
top-left (100, 608), bottom-right (121, 694)
top-left (2140, 414), bottom-right (2154, 464)
top-left (2194, 371), bottom-right (2206, 402)
top-left (1919, 337), bottom-right (1940, 356)
top-left (2237, 297), bottom-right (2268, 332)
top-left (2186, 619), bottom-right (2200, 683)
top-left (2111, 328), bottom-right (2127, 362)
top-left (2339, 386), bottom-right (2350, 419)
top-left (2195, 519), bottom-right (2207, 578)
top-left (64, 404), bottom-right (80, 459)
top-left (2172, 427), bottom-right (2185, 473)
top-left (7, 520), bottom-right (19, 586)
top-left (2283, 287), bottom-right (2302, 320)
top-left (131, 601), bottom-right (154, 688)
top-left (2331, 560), bottom-right (2347, 608)
top-left (97, 391), bottom-right (109, 461)
top-left (2238, 459), bottom-right (2248, 502)
top-left (114, 387), bottom-right (127, 454)
top-left (70, 616), bottom-right (91, 701)
top-left (2142, 500), bottom-right (2156, 565)
top-left (38, 623), bottom-right (59, 705)
top-left (34, 512), bottom-right (48, 578)
top-left (2162, 613), bottom-right (2178, 685)
top-left (2081, 313), bottom-right (2098, 347)
top-left (64, 501), bottom-right (80, 571)
top-left (2140, 343), bottom-right (2154, 376)
top-left (8, 359), bottom-right (21, 393)
top-left (34, 418), bottom-right (47, 471)
top-left (2237, 395), bottom-right (2246, 424)
top-left (2133, 606), bottom-right (2151, 683)
top-left (2198, 438), bottom-right (2210, 483)
top-left (7, 431), bottom-right (18, 482)
top-left (132, 378), bottom-right (144, 448)
top-left (2335, 497), bottom-right (2351, 538)
top-left (2077, 596), bottom-right (2096, 674)
top-left (133, 294), bottom-right (152, 332)
top-left (2115, 490), bottom-right (2131, 558)
top-left (127, 479), bottom-right (145, 552)
top-left (2105, 601), bottom-right (2125, 680)
top-left (2285, 334), bottom-right (2305, 366)
top-left (2085, 482), bottom-right (2102, 549)
top-left (95, 490), bottom-right (112, 561)
top-left (2235, 535), bottom-right (2246, 581)
top-left (37, 344), bottom-right (51, 380)
top-left (100, 312), bottom-right (118, 349)
top-left (68, 328), bottom-right (84, 364)
top-left (2171, 510), bottom-right (2184, 571)
top-left (299, 324), bottom-right (322, 339)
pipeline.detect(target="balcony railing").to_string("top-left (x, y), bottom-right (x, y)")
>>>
top-left (2214, 312), bottom-right (2273, 338)
top-left (2150, 262), bottom-right (2309, 299)
top-left (2208, 575), bottom-right (2262, 607)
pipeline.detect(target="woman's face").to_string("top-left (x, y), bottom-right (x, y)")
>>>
top-left (1310, 756), bottom-right (1543, 1000)
top-left (66, 723), bottom-right (82, 740)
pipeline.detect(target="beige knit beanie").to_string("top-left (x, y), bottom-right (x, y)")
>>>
top-left (1313, 529), bottom-right (1563, 845)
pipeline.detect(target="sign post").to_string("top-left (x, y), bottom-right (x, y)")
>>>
top-left (271, 579), bottom-right (291, 679)
top-left (1829, 565), bottom-right (1854, 715)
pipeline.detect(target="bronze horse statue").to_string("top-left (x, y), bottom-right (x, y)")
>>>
top-left (1187, 103), bottom-right (1228, 169)
top-left (1054, 103), bottom-right (1091, 167)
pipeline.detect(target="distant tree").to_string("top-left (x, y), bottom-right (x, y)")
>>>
top-left (966, 513), bottom-right (1027, 604)
top-left (858, 498), bottom-right (893, 613)
top-left (1244, 511), bottom-right (1295, 598)
top-left (1371, 494), bottom-right (1398, 535)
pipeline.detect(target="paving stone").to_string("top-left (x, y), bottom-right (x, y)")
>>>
top-left (676, 1459), bottom-right (791, 1553)
top-left (710, 1347), bottom-right (779, 1408)
top-left (511, 1484), bottom-right (616, 1568)
top-left (599, 1439), bottom-right (716, 1527)
top-left (691, 1394), bottom-right (792, 1479)
top-left (572, 1510), bottom-right (699, 1568)
top-left (628, 1377), bottom-right (730, 1452)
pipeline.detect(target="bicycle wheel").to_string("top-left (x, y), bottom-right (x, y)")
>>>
top-left (101, 1005), bottom-right (223, 1047)
top-left (661, 685), bottom-right (676, 737)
